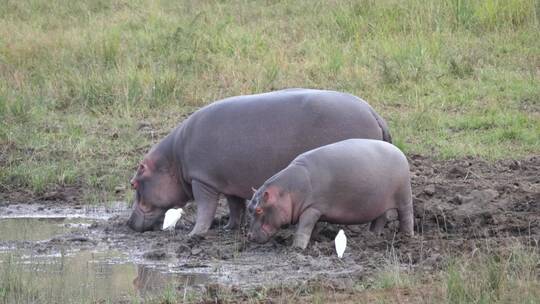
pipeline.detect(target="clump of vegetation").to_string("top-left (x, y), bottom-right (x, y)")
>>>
top-left (445, 244), bottom-right (540, 303)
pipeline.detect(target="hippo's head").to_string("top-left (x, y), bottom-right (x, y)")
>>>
top-left (247, 186), bottom-right (290, 243)
top-left (127, 148), bottom-right (186, 232)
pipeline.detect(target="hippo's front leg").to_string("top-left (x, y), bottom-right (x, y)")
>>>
top-left (189, 180), bottom-right (219, 237)
top-left (293, 208), bottom-right (321, 250)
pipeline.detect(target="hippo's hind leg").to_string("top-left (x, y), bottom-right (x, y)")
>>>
top-left (369, 213), bottom-right (387, 235)
top-left (224, 195), bottom-right (246, 230)
top-left (397, 185), bottom-right (414, 236)
top-left (369, 209), bottom-right (397, 235)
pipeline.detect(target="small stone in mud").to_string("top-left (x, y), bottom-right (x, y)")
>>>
top-left (37, 206), bottom-right (44, 211)
top-left (89, 221), bottom-right (99, 229)
top-left (191, 247), bottom-right (203, 256)
top-left (424, 185), bottom-right (436, 196)
top-left (143, 250), bottom-right (168, 260)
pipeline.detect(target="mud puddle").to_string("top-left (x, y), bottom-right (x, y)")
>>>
top-left (0, 155), bottom-right (539, 301)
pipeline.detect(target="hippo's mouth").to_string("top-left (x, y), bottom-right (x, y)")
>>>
top-left (260, 223), bottom-right (273, 237)
top-left (128, 208), bottom-right (164, 232)
top-left (253, 223), bottom-right (275, 243)
top-left (128, 192), bottom-right (165, 232)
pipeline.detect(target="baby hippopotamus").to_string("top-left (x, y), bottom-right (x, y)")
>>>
top-left (247, 139), bottom-right (413, 249)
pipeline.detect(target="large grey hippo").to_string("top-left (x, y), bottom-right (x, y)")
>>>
top-left (127, 88), bottom-right (392, 236)
top-left (247, 139), bottom-right (414, 249)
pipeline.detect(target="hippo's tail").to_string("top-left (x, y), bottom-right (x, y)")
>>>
top-left (368, 107), bottom-right (392, 143)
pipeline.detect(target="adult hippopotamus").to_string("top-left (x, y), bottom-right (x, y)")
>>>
top-left (247, 139), bottom-right (413, 249)
top-left (127, 88), bottom-right (392, 236)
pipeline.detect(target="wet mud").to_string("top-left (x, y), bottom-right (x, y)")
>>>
top-left (1, 155), bottom-right (539, 300)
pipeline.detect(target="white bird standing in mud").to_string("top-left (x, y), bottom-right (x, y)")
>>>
top-left (162, 208), bottom-right (184, 234)
top-left (335, 229), bottom-right (347, 258)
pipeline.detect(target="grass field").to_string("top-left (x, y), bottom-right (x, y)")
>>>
top-left (0, 0), bottom-right (539, 302)
top-left (1, 0), bottom-right (538, 202)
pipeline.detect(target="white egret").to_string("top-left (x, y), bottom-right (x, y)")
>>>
top-left (162, 208), bottom-right (184, 233)
top-left (335, 229), bottom-right (347, 258)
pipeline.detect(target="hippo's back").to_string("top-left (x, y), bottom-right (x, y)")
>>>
top-left (178, 89), bottom-right (389, 198)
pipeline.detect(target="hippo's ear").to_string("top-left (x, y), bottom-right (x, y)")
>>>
top-left (263, 189), bottom-right (277, 203)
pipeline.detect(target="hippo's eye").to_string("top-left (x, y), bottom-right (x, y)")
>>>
top-left (255, 207), bottom-right (263, 215)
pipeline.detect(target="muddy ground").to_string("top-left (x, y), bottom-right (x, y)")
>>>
top-left (1, 155), bottom-right (539, 301)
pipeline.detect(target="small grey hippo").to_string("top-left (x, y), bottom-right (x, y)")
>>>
top-left (247, 139), bottom-right (414, 249)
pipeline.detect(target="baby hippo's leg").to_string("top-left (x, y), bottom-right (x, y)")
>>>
top-left (293, 208), bottom-right (321, 250)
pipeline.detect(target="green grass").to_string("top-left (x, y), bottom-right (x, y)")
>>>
top-left (445, 245), bottom-right (540, 304)
top-left (0, 0), bottom-right (539, 199)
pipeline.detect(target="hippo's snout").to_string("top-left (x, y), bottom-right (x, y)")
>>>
top-left (127, 207), bottom-right (164, 232)
top-left (127, 211), bottom-right (147, 232)
top-left (247, 228), bottom-right (272, 244)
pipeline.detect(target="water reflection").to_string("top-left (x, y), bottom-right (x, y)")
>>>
top-left (1, 249), bottom-right (211, 302)
top-left (0, 217), bottom-right (92, 241)
top-left (133, 265), bottom-right (210, 296)
top-left (0, 215), bottom-right (212, 302)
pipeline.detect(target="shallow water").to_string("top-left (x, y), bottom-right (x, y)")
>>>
top-left (0, 211), bottom-right (211, 302)
top-left (0, 217), bottom-right (93, 241)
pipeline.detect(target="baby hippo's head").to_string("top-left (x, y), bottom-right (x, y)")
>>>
top-left (247, 185), bottom-right (290, 244)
